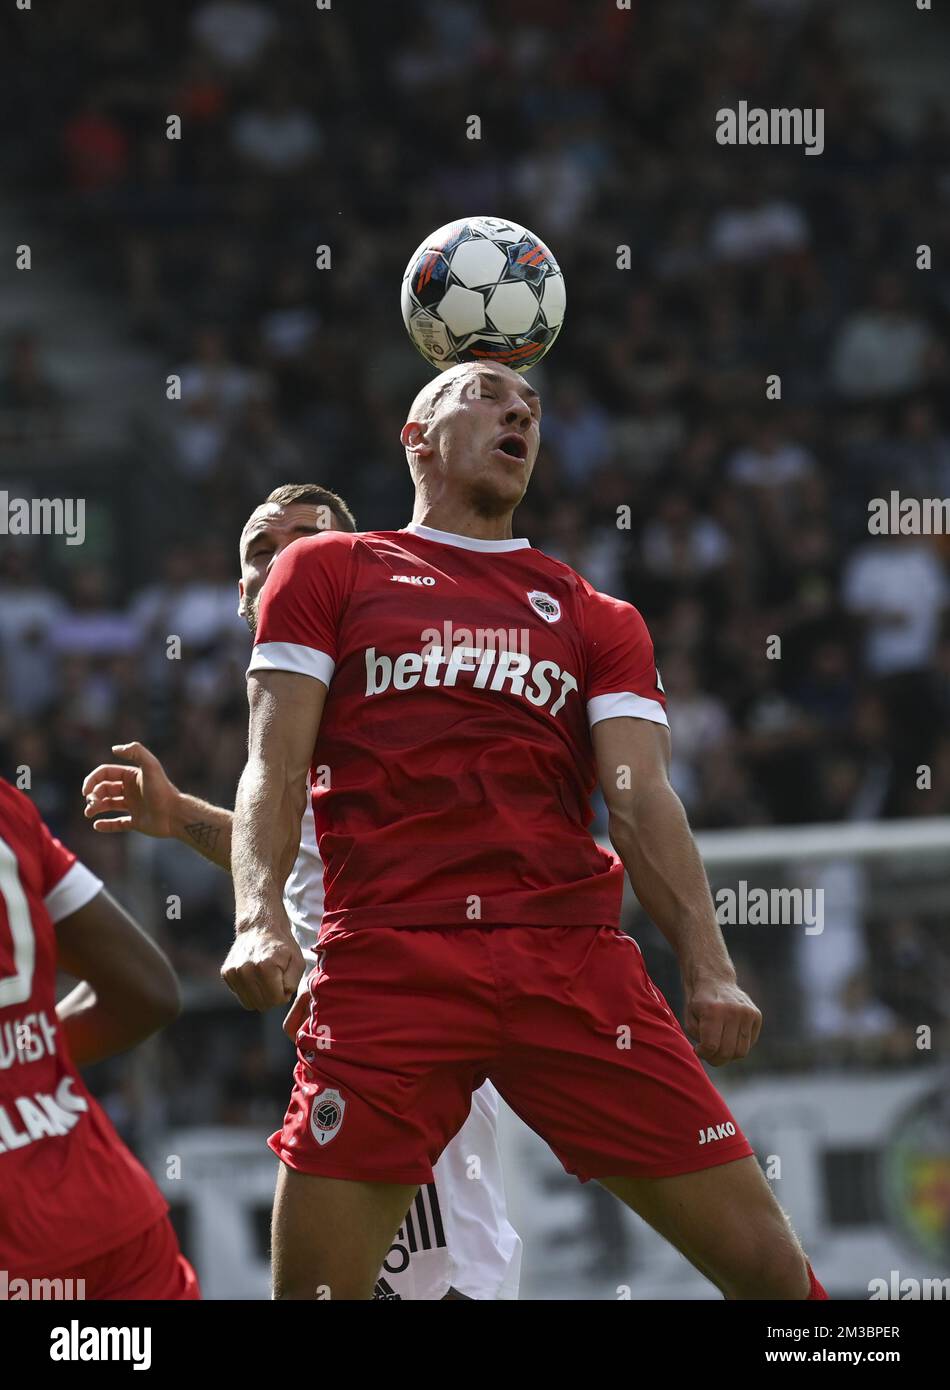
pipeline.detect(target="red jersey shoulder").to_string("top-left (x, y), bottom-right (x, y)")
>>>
top-left (0, 779), bottom-right (77, 900)
top-left (253, 531), bottom-right (360, 658)
top-left (0, 777), bottom-right (41, 842)
top-left (270, 528), bottom-right (359, 577)
top-left (573, 579), bottom-right (665, 710)
top-left (260, 528), bottom-right (406, 593)
top-left (580, 578), bottom-right (652, 640)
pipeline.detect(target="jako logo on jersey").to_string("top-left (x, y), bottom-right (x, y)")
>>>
top-left (365, 645), bottom-right (578, 718)
top-left (391, 574), bottom-right (436, 586)
top-left (309, 1088), bottom-right (345, 1147)
top-left (527, 590), bottom-right (561, 623)
top-left (698, 1122), bottom-right (737, 1145)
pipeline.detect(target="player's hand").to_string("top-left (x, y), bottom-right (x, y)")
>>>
top-left (683, 975), bottom-right (762, 1066)
top-left (221, 921), bottom-right (305, 1011)
top-left (82, 743), bottom-right (178, 838)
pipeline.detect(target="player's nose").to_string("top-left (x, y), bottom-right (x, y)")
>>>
top-left (502, 396), bottom-right (532, 431)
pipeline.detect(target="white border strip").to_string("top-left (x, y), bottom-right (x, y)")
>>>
top-left (45, 862), bottom-right (103, 924)
top-left (587, 692), bottom-right (669, 728)
top-left (248, 642), bottom-right (335, 686)
top-left (403, 523), bottom-right (530, 553)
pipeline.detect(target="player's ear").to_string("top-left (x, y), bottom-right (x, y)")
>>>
top-left (400, 421), bottom-right (431, 457)
top-left (237, 578), bottom-right (246, 618)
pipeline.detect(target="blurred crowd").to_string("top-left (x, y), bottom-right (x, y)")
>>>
top-left (3, 0), bottom-right (950, 1123)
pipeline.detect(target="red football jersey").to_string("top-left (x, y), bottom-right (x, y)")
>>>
top-left (250, 524), bottom-right (668, 931)
top-left (0, 780), bottom-right (167, 1276)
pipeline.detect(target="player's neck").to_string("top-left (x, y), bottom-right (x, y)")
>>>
top-left (409, 506), bottom-right (518, 542)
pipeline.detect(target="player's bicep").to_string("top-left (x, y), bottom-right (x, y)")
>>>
top-left (593, 716), bottom-right (672, 817)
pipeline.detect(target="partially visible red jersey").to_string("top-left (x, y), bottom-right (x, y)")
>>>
top-left (0, 780), bottom-right (166, 1276)
top-left (250, 525), bottom-right (668, 931)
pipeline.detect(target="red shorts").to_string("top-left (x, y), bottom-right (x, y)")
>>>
top-left (51, 1216), bottom-right (201, 1301)
top-left (270, 924), bottom-right (753, 1185)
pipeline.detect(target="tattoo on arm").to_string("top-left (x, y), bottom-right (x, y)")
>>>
top-left (185, 822), bottom-right (220, 852)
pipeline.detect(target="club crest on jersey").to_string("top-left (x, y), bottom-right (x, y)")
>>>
top-left (527, 590), bottom-right (560, 623)
top-left (310, 1087), bottom-right (345, 1146)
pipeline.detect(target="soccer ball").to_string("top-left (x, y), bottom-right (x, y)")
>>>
top-left (401, 216), bottom-right (566, 372)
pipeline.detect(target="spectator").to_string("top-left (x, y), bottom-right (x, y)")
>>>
top-left (876, 917), bottom-right (950, 1025)
top-left (62, 94), bottom-right (129, 193)
top-left (190, 0), bottom-right (279, 72)
top-left (662, 652), bottom-right (733, 811)
top-left (0, 548), bottom-right (66, 717)
top-left (50, 568), bottom-right (139, 661)
top-left (709, 183), bottom-right (810, 264)
top-left (231, 86), bottom-right (322, 175)
top-left (541, 374), bottom-right (612, 486)
top-left (841, 532), bottom-right (947, 679)
top-left (174, 327), bottom-right (269, 479)
top-left (831, 273), bottom-right (934, 400)
top-left (0, 331), bottom-right (65, 439)
top-left (640, 492), bottom-right (731, 581)
top-left (811, 968), bottom-right (902, 1053)
top-left (727, 417), bottom-right (817, 492)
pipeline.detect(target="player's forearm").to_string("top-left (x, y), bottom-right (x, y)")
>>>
top-left (231, 757), bottom-right (304, 932)
top-left (57, 980), bottom-right (179, 1067)
top-left (169, 792), bottom-right (233, 871)
top-left (609, 785), bottom-right (735, 986)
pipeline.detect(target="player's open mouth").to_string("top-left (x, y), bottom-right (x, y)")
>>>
top-left (493, 433), bottom-right (528, 461)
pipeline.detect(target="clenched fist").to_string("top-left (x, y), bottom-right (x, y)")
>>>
top-left (221, 921), bottom-right (305, 1011)
top-left (683, 974), bottom-right (762, 1066)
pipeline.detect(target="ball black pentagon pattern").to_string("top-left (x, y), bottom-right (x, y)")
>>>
top-left (401, 216), bottom-right (566, 371)
top-left (529, 322), bottom-right (558, 348)
top-left (503, 239), bottom-right (552, 286)
top-left (411, 252), bottom-right (452, 311)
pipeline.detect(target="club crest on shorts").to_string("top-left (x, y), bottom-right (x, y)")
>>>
top-left (309, 1088), bottom-right (345, 1147)
top-left (527, 590), bottom-right (561, 623)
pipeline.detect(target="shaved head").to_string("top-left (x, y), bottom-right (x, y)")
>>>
top-left (404, 362), bottom-right (540, 448)
top-left (400, 361), bottom-right (542, 530)
top-left (406, 368), bottom-right (463, 430)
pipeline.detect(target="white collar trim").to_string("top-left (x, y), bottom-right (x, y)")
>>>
top-left (402, 523), bottom-right (530, 553)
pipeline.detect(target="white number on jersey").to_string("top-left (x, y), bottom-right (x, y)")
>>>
top-left (0, 836), bottom-right (36, 1008)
